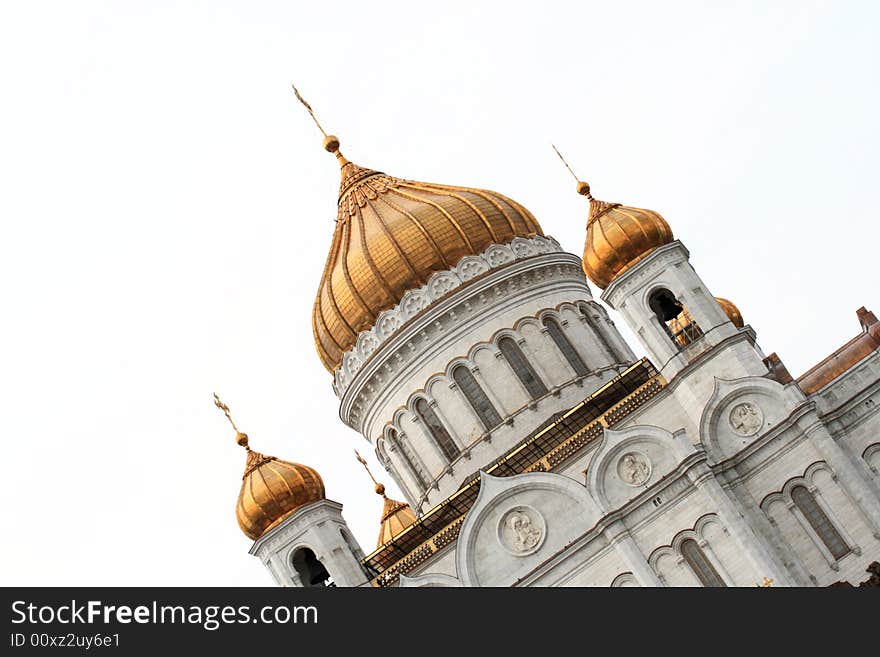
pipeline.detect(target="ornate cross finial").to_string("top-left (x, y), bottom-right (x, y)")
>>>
top-left (355, 450), bottom-right (386, 497)
top-left (551, 144), bottom-right (593, 200)
top-left (292, 84), bottom-right (328, 137)
top-left (291, 84), bottom-right (342, 156)
top-left (213, 392), bottom-right (249, 450)
top-left (759, 577), bottom-right (774, 587)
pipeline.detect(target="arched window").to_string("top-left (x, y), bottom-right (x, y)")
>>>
top-left (452, 364), bottom-right (502, 430)
top-left (578, 302), bottom-right (623, 363)
top-left (542, 316), bottom-right (589, 377)
top-left (414, 398), bottom-right (460, 462)
top-left (791, 485), bottom-right (850, 559)
top-left (386, 427), bottom-right (429, 489)
top-left (648, 288), bottom-right (702, 349)
top-left (680, 539), bottom-right (725, 587)
top-left (291, 547), bottom-right (335, 587)
top-left (498, 337), bottom-right (548, 399)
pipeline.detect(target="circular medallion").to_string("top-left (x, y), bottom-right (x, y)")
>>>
top-left (498, 506), bottom-right (545, 556)
top-left (728, 402), bottom-right (763, 436)
top-left (616, 452), bottom-right (652, 486)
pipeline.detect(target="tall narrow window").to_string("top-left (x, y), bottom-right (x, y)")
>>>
top-left (414, 398), bottom-right (459, 462)
top-left (386, 428), bottom-right (429, 489)
top-left (542, 317), bottom-right (589, 377)
top-left (579, 302), bottom-right (625, 363)
top-left (680, 539), bottom-right (725, 587)
top-left (452, 364), bottom-right (502, 430)
top-left (498, 337), bottom-right (548, 399)
top-left (791, 485), bottom-right (850, 559)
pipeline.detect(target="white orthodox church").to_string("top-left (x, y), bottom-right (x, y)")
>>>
top-left (220, 112), bottom-right (880, 588)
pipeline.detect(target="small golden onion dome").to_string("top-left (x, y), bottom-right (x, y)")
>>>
top-left (715, 297), bottom-right (744, 328)
top-left (313, 138), bottom-right (544, 371)
top-left (578, 181), bottom-right (673, 289)
top-left (235, 436), bottom-right (326, 540)
top-left (377, 496), bottom-right (417, 548)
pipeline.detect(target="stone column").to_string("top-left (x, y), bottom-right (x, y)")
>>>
top-left (722, 466), bottom-right (814, 586)
top-left (470, 364), bottom-right (512, 418)
top-left (803, 418), bottom-right (880, 539)
top-left (687, 464), bottom-right (796, 585)
top-left (603, 520), bottom-right (663, 587)
top-left (516, 336), bottom-right (555, 392)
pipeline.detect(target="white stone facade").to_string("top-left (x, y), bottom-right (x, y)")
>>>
top-left (253, 235), bottom-right (880, 587)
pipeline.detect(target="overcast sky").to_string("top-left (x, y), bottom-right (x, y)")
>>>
top-left (1, 1), bottom-right (877, 586)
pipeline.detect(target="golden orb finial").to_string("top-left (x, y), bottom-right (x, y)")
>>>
top-left (291, 83), bottom-right (347, 162)
top-left (322, 134), bottom-right (340, 153)
top-left (552, 145), bottom-right (594, 200)
top-left (355, 449), bottom-right (387, 498)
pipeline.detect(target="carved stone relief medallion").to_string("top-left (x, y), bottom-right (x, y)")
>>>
top-left (616, 451), bottom-right (652, 486)
top-left (728, 402), bottom-right (763, 436)
top-left (498, 506), bottom-right (545, 556)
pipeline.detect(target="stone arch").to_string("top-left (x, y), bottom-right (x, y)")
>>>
top-left (760, 461), bottom-right (860, 574)
top-left (610, 572), bottom-right (639, 587)
top-left (455, 471), bottom-right (599, 587)
top-left (863, 443), bottom-right (880, 474)
top-left (699, 376), bottom-right (796, 462)
top-left (585, 424), bottom-right (694, 511)
top-left (651, 514), bottom-right (730, 587)
top-left (398, 573), bottom-right (462, 588)
top-left (287, 545), bottom-right (334, 588)
top-left (408, 392), bottom-right (461, 463)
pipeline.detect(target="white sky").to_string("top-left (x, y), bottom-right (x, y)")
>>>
top-left (1, 1), bottom-right (877, 586)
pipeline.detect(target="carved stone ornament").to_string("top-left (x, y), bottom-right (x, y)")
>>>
top-left (333, 235), bottom-right (562, 396)
top-left (616, 451), bottom-right (651, 486)
top-left (498, 506), bottom-right (545, 556)
top-left (728, 402), bottom-right (763, 436)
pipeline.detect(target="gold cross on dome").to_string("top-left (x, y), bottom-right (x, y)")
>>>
top-left (213, 392), bottom-right (239, 432)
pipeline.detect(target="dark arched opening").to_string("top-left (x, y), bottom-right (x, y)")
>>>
top-left (291, 547), bottom-right (335, 587)
top-left (648, 288), bottom-right (702, 349)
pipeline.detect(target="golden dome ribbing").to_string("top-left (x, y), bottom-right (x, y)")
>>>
top-left (377, 495), bottom-right (417, 547)
top-left (235, 432), bottom-right (326, 540)
top-left (215, 393), bottom-right (325, 540)
top-left (578, 182), bottom-right (673, 289)
top-left (313, 137), bottom-right (543, 372)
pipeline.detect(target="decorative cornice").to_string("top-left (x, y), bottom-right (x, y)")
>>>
top-left (600, 240), bottom-right (689, 308)
top-left (333, 236), bottom-right (563, 396)
top-left (340, 254), bottom-right (589, 434)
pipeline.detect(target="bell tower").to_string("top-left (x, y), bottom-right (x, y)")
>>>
top-left (214, 394), bottom-right (370, 587)
top-left (574, 179), bottom-right (768, 383)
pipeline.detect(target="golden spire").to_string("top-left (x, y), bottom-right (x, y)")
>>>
top-left (213, 392), bottom-right (250, 450)
top-left (552, 144), bottom-right (593, 199)
top-left (355, 449), bottom-right (386, 497)
top-left (291, 83), bottom-right (344, 160)
top-left (356, 450), bottom-right (417, 547)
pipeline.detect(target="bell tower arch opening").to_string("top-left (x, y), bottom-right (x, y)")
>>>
top-left (291, 547), bottom-right (336, 587)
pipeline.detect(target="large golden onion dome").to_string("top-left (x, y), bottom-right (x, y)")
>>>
top-left (234, 431), bottom-right (325, 540)
top-left (715, 297), bottom-right (745, 328)
top-left (578, 181), bottom-right (673, 289)
top-left (313, 136), bottom-right (543, 371)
